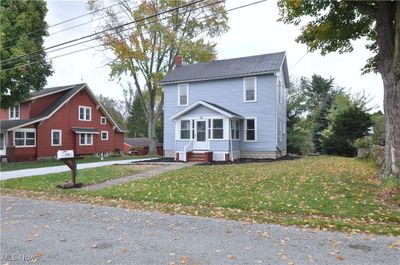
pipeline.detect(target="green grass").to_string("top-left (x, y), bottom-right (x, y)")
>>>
top-left (0, 155), bottom-right (156, 172)
top-left (90, 156), bottom-right (400, 235)
top-left (0, 164), bottom-right (154, 192)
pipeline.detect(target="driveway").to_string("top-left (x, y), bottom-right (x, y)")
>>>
top-left (1, 196), bottom-right (399, 265)
top-left (0, 158), bottom-right (157, 180)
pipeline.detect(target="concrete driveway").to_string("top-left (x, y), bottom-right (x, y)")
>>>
top-left (0, 157), bottom-right (157, 180)
top-left (1, 196), bottom-right (399, 265)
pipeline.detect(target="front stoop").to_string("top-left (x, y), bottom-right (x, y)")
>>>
top-left (186, 152), bottom-right (213, 163)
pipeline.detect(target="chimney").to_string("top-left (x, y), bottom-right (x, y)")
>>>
top-left (175, 55), bottom-right (182, 68)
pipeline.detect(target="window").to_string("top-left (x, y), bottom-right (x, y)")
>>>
top-left (243, 77), bottom-right (257, 102)
top-left (212, 119), bottom-right (223, 139)
top-left (101, 131), bottom-right (109, 140)
top-left (100, 116), bottom-right (107, 124)
top-left (283, 118), bottom-right (286, 134)
top-left (79, 134), bottom-right (93, 145)
top-left (51, 130), bottom-right (62, 146)
top-left (278, 118), bottom-right (283, 142)
top-left (231, 120), bottom-right (240, 140)
top-left (14, 130), bottom-right (36, 147)
top-left (180, 120), bottom-right (190, 139)
top-left (245, 118), bottom-right (256, 141)
top-left (79, 106), bottom-right (91, 121)
top-left (9, 104), bottom-right (20, 120)
top-left (178, 84), bottom-right (189, 106)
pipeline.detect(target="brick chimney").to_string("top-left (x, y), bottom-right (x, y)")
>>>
top-left (175, 55), bottom-right (182, 68)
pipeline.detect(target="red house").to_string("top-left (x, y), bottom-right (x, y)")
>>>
top-left (0, 83), bottom-right (126, 162)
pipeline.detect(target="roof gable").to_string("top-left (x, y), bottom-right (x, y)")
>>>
top-left (161, 52), bottom-right (286, 84)
top-left (170, 100), bottom-right (243, 120)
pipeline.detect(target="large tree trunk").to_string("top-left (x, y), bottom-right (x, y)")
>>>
top-left (382, 72), bottom-right (400, 178)
top-left (376, 2), bottom-right (400, 178)
top-left (147, 109), bottom-right (157, 155)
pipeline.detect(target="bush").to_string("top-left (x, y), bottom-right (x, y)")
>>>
top-left (354, 136), bottom-right (372, 149)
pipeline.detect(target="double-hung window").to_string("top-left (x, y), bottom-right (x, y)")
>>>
top-left (212, 119), bottom-right (223, 139)
top-left (231, 120), bottom-right (240, 140)
top-left (14, 130), bottom-right (36, 147)
top-left (243, 77), bottom-right (257, 102)
top-left (245, 118), bottom-right (256, 141)
top-left (79, 106), bottom-right (91, 121)
top-left (180, 120), bottom-right (190, 139)
top-left (278, 79), bottom-right (284, 105)
top-left (178, 84), bottom-right (189, 106)
top-left (100, 116), bottom-right (107, 124)
top-left (101, 131), bottom-right (109, 140)
top-left (9, 104), bottom-right (20, 120)
top-left (51, 130), bottom-right (62, 146)
top-left (80, 134), bottom-right (93, 145)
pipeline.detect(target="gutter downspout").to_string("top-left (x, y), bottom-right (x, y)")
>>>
top-left (229, 119), bottom-right (233, 161)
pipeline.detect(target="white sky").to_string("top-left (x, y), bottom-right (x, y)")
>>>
top-left (44, 0), bottom-right (384, 111)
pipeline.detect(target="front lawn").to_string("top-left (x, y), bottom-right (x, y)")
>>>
top-left (0, 155), bottom-right (156, 172)
top-left (0, 164), bottom-right (157, 192)
top-left (91, 156), bottom-right (400, 235)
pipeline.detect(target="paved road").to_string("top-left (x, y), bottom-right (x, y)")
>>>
top-left (0, 158), bottom-right (157, 180)
top-left (83, 163), bottom-right (195, 191)
top-left (1, 196), bottom-right (399, 265)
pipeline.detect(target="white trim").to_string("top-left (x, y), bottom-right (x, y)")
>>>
top-left (244, 117), bottom-right (257, 142)
top-left (178, 84), bottom-right (189, 106)
top-left (51, 129), bottom-right (62, 146)
top-left (79, 133), bottom-right (93, 146)
top-left (101, 131), bottom-right (109, 140)
top-left (243, 77), bottom-right (257, 102)
top-left (170, 100), bottom-right (243, 120)
top-left (13, 128), bottom-right (36, 148)
top-left (0, 132), bottom-right (6, 156)
top-left (100, 116), bottom-right (107, 124)
top-left (78, 105), bottom-right (92, 121)
top-left (9, 103), bottom-right (20, 120)
top-left (160, 70), bottom-right (276, 85)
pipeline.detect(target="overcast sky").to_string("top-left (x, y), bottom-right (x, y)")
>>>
top-left (44, 0), bottom-right (384, 111)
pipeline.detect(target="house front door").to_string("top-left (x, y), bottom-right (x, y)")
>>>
top-left (193, 120), bottom-right (208, 150)
top-left (0, 132), bottom-right (6, 156)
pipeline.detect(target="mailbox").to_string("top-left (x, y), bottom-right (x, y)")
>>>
top-left (56, 150), bottom-right (74, 160)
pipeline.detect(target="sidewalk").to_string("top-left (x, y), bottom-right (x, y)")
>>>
top-left (0, 157), bottom-right (157, 181)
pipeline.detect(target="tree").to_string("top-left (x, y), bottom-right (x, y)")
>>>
top-left (88, 0), bottom-right (229, 154)
top-left (312, 95), bottom-right (333, 153)
top-left (278, 1), bottom-right (400, 177)
top-left (127, 91), bottom-right (148, 138)
top-left (321, 94), bottom-right (372, 156)
top-left (0, 0), bottom-right (53, 108)
top-left (97, 95), bottom-right (127, 128)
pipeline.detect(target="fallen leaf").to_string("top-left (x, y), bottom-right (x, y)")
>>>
top-left (336, 255), bottom-right (345, 261)
top-left (228, 255), bottom-right (236, 260)
top-left (121, 248), bottom-right (128, 253)
top-left (389, 241), bottom-right (400, 250)
top-left (34, 252), bottom-right (44, 257)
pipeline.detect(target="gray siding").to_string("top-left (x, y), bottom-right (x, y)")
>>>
top-left (163, 74), bottom-right (281, 153)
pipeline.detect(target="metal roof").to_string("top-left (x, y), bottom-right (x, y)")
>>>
top-left (161, 52), bottom-right (286, 84)
top-left (72, 128), bottom-right (99, 134)
top-left (30, 84), bottom-right (84, 99)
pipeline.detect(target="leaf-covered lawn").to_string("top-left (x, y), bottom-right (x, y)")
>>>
top-left (91, 156), bottom-right (400, 235)
top-left (0, 165), bottom-right (156, 192)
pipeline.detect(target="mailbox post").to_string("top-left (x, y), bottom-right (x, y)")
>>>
top-left (56, 150), bottom-right (83, 188)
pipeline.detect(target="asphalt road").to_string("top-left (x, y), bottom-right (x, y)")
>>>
top-left (1, 196), bottom-right (399, 265)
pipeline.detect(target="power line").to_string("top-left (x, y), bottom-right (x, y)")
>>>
top-left (1, 0), bottom-right (268, 73)
top-left (1, 0), bottom-right (131, 46)
top-left (1, 0), bottom-right (207, 66)
top-left (290, 51), bottom-right (308, 70)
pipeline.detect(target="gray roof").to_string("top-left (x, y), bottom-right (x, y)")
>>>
top-left (0, 118), bottom-right (38, 130)
top-left (72, 128), bottom-right (99, 133)
top-left (161, 52), bottom-right (286, 84)
top-left (30, 84), bottom-right (84, 99)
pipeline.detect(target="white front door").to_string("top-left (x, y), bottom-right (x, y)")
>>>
top-left (193, 120), bottom-right (208, 150)
top-left (0, 132), bottom-right (6, 156)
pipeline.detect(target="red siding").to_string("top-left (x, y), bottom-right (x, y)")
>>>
top-left (35, 89), bottom-right (124, 158)
top-left (30, 92), bottom-right (66, 117)
top-left (0, 102), bottom-right (30, 120)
